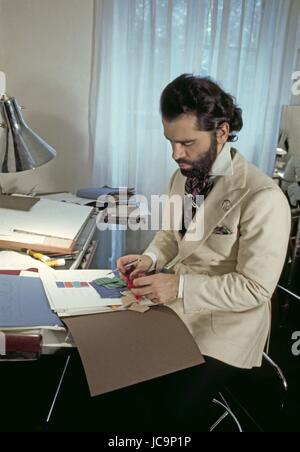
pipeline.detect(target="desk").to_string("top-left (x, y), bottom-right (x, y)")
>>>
top-left (0, 215), bottom-right (98, 354)
top-left (0, 201), bottom-right (130, 430)
top-left (0, 307), bottom-right (204, 432)
top-left (0, 215), bottom-right (130, 429)
top-left (0, 209), bottom-right (203, 430)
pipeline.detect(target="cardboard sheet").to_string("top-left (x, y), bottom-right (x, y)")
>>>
top-left (64, 306), bottom-right (204, 397)
top-left (0, 195), bottom-right (39, 211)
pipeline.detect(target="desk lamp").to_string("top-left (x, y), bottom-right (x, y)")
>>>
top-left (0, 71), bottom-right (56, 173)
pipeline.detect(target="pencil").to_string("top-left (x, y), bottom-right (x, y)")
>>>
top-left (106, 258), bottom-right (140, 276)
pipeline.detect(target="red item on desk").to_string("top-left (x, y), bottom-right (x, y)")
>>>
top-left (26, 268), bottom-right (39, 273)
top-left (125, 274), bottom-right (141, 301)
top-left (5, 334), bottom-right (41, 354)
top-left (0, 269), bottom-right (41, 359)
top-left (0, 270), bottom-right (21, 275)
top-left (0, 268), bottom-right (38, 275)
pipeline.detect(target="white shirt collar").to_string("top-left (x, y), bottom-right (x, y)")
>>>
top-left (209, 142), bottom-right (233, 177)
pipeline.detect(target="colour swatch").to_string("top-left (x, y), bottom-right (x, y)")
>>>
top-left (90, 282), bottom-right (125, 299)
top-left (56, 281), bottom-right (90, 289)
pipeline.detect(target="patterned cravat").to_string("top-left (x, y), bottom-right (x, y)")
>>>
top-left (180, 174), bottom-right (215, 236)
top-left (185, 174), bottom-right (214, 199)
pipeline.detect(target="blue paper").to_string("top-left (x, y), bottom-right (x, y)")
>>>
top-left (0, 275), bottom-right (63, 327)
top-left (90, 281), bottom-right (124, 299)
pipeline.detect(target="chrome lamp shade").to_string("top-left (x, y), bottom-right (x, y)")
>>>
top-left (0, 96), bottom-right (56, 172)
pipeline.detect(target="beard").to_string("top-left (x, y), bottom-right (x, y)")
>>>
top-left (176, 134), bottom-right (218, 179)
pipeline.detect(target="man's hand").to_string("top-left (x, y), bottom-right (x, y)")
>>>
top-left (131, 273), bottom-right (180, 305)
top-left (116, 254), bottom-right (153, 281)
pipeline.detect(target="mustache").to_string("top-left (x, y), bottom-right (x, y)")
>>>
top-left (176, 159), bottom-right (193, 165)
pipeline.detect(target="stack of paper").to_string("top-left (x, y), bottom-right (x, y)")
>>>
top-left (0, 250), bottom-right (56, 273)
top-left (40, 270), bottom-right (126, 317)
top-left (0, 198), bottom-right (93, 253)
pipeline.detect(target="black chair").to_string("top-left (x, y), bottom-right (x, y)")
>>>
top-left (210, 350), bottom-right (288, 432)
top-left (210, 284), bottom-right (290, 432)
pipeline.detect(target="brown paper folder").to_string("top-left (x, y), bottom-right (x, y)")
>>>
top-left (64, 306), bottom-right (204, 397)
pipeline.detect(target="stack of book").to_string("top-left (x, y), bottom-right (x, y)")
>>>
top-left (102, 204), bottom-right (149, 225)
top-left (77, 186), bottom-right (148, 225)
top-left (77, 186), bottom-right (135, 207)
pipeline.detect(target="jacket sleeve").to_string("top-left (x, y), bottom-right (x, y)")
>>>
top-left (183, 188), bottom-right (291, 313)
top-left (143, 171), bottom-right (180, 270)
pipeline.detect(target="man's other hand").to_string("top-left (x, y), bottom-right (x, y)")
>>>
top-left (131, 273), bottom-right (180, 305)
top-left (116, 254), bottom-right (153, 281)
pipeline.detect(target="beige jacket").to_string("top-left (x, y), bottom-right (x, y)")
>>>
top-left (144, 150), bottom-right (291, 369)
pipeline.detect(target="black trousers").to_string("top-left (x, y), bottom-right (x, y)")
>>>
top-left (47, 352), bottom-right (248, 432)
top-left (128, 355), bottom-right (247, 432)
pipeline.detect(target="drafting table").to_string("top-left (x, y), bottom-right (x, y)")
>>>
top-left (0, 215), bottom-right (203, 431)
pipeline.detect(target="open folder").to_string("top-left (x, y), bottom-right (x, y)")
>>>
top-left (64, 307), bottom-right (204, 397)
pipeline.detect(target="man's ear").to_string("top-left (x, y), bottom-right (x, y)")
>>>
top-left (216, 122), bottom-right (230, 144)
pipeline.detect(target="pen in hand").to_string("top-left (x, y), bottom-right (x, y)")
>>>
top-left (105, 258), bottom-right (141, 276)
top-left (107, 258), bottom-right (142, 300)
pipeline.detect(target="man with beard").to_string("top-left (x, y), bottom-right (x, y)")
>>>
top-left (117, 74), bottom-right (291, 430)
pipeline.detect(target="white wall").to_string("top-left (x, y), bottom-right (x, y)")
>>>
top-left (0, 0), bottom-right (94, 193)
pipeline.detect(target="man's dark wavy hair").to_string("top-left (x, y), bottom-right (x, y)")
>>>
top-left (160, 74), bottom-right (243, 142)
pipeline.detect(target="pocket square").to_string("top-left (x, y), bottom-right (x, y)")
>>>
top-left (213, 225), bottom-right (233, 235)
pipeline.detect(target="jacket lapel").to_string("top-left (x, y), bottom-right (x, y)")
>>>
top-left (176, 151), bottom-right (250, 262)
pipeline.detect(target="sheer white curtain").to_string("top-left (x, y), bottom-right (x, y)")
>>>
top-left (90, 0), bottom-right (298, 259)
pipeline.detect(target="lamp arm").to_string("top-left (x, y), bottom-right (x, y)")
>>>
top-left (0, 72), bottom-right (7, 129)
top-left (0, 71), bottom-right (6, 98)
